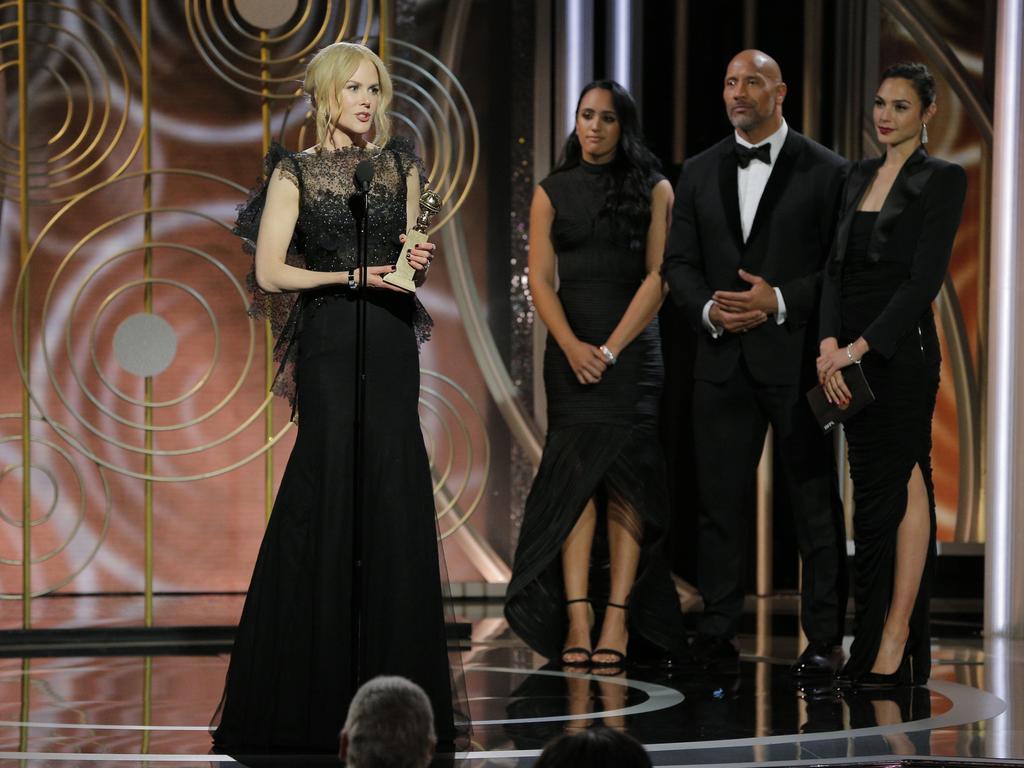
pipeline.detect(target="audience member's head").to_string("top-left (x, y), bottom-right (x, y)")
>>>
top-left (339, 676), bottom-right (435, 768)
top-left (534, 726), bottom-right (652, 768)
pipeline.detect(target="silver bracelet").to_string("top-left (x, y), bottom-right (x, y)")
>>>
top-left (846, 343), bottom-right (861, 365)
top-left (348, 269), bottom-right (358, 291)
top-left (599, 345), bottom-right (617, 366)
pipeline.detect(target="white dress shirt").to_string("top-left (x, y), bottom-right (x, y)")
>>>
top-left (703, 120), bottom-right (790, 337)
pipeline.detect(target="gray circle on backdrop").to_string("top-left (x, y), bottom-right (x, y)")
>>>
top-left (234, 0), bottom-right (299, 29)
top-left (112, 313), bottom-right (178, 377)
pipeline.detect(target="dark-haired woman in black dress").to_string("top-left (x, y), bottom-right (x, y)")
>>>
top-left (817, 62), bottom-right (966, 687)
top-left (504, 81), bottom-right (685, 669)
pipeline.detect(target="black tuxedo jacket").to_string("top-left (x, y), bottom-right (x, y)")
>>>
top-left (663, 129), bottom-right (847, 386)
top-left (819, 146), bottom-right (967, 359)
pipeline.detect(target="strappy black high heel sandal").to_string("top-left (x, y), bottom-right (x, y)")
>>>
top-left (591, 601), bottom-right (629, 671)
top-left (561, 597), bottom-right (593, 666)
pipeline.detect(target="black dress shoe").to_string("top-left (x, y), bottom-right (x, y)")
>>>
top-left (791, 642), bottom-right (845, 677)
top-left (688, 634), bottom-right (740, 674)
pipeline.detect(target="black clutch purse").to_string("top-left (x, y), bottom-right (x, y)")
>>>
top-left (805, 364), bottom-right (876, 434)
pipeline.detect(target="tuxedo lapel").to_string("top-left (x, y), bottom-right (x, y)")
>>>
top-left (746, 130), bottom-right (800, 244)
top-left (717, 147), bottom-right (743, 253)
top-left (868, 146), bottom-right (934, 262)
top-left (832, 158), bottom-right (880, 267)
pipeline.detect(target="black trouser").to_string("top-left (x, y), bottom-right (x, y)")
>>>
top-left (691, 361), bottom-right (848, 643)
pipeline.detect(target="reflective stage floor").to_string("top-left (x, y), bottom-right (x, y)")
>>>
top-left (0, 596), bottom-right (1020, 767)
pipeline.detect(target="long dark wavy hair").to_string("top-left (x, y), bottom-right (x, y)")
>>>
top-left (550, 80), bottom-right (661, 253)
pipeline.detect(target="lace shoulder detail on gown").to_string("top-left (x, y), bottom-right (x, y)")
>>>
top-left (236, 142), bottom-right (304, 419)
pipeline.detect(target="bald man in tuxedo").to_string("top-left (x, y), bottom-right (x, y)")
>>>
top-left (663, 50), bottom-right (849, 676)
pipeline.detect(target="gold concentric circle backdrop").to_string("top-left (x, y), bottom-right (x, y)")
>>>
top-left (0, 0), bottom-right (143, 204)
top-left (2, 0), bottom-right (501, 602)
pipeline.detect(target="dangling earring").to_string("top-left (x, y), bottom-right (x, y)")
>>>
top-left (921, 123), bottom-right (929, 144)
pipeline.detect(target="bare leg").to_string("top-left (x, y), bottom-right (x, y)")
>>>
top-left (593, 497), bottom-right (641, 665)
top-left (561, 499), bottom-right (597, 663)
top-left (564, 674), bottom-right (594, 733)
top-left (870, 464), bottom-right (930, 675)
top-left (596, 676), bottom-right (627, 729)
top-left (873, 699), bottom-right (916, 755)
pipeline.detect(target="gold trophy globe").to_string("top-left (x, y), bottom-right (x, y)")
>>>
top-left (383, 188), bottom-right (443, 293)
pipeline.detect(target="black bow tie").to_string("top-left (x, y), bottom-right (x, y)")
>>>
top-left (735, 143), bottom-right (771, 169)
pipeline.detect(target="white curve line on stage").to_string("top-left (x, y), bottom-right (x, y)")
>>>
top-left (0, 665), bottom-right (684, 733)
top-left (463, 664), bottom-right (685, 725)
top-left (638, 679), bottom-right (1007, 753)
top-left (0, 680), bottom-right (1003, 763)
top-left (460, 679), bottom-right (1007, 760)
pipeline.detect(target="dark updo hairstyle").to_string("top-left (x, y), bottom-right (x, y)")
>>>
top-left (534, 726), bottom-right (653, 768)
top-left (879, 62), bottom-right (936, 113)
top-left (550, 80), bottom-right (661, 253)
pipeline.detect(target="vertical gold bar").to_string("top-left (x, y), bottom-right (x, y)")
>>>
top-left (974, 154), bottom-right (991, 542)
top-left (362, 0), bottom-right (376, 46)
top-left (379, 0), bottom-right (391, 65)
top-left (141, 656), bottom-right (153, 754)
top-left (19, 658), bottom-right (29, 755)
top-left (755, 427), bottom-right (773, 595)
top-left (141, 0), bottom-right (155, 628)
top-left (18, 0), bottom-right (32, 629)
top-left (260, 31), bottom-right (273, 524)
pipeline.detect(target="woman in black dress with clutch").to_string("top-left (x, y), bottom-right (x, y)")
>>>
top-left (817, 63), bottom-right (966, 687)
top-left (504, 81), bottom-right (685, 669)
top-left (212, 42), bottom-right (466, 753)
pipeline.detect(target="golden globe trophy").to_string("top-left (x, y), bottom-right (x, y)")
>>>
top-left (383, 188), bottom-right (443, 293)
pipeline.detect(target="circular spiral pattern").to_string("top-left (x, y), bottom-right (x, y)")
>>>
top-left (0, 0), bottom-right (143, 204)
top-left (0, 415), bottom-right (111, 599)
top-left (419, 371), bottom-right (489, 540)
top-left (184, 0), bottom-right (370, 99)
top-left (13, 169), bottom-right (295, 482)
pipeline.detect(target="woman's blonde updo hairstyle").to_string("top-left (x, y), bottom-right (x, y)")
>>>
top-left (304, 42), bottom-right (393, 149)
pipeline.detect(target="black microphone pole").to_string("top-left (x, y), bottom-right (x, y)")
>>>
top-left (351, 158), bottom-right (374, 690)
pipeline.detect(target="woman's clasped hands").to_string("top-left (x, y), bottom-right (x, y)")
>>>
top-left (816, 337), bottom-right (853, 407)
top-left (564, 338), bottom-right (611, 385)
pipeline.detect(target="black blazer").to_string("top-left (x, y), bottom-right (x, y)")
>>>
top-left (819, 147), bottom-right (967, 359)
top-left (663, 129), bottom-right (847, 386)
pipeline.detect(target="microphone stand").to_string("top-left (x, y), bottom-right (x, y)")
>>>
top-left (350, 161), bottom-right (373, 690)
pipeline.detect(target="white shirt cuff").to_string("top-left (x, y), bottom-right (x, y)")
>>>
top-left (774, 287), bottom-right (787, 325)
top-left (702, 300), bottom-right (723, 339)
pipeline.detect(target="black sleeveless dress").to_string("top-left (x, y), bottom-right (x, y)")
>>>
top-left (504, 160), bottom-right (686, 660)
top-left (211, 140), bottom-right (467, 754)
top-left (838, 211), bottom-right (940, 682)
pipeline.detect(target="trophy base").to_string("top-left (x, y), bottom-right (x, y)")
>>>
top-left (382, 270), bottom-right (417, 293)
top-left (382, 230), bottom-right (427, 293)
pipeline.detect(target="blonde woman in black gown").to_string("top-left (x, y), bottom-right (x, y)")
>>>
top-left (817, 62), bottom-right (966, 687)
top-left (505, 81), bottom-right (685, 670)
top-left (212, 42), bottom-right (466, 753)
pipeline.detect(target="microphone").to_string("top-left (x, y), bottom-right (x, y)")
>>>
top-left (354, 159), bottom-right (374, 193)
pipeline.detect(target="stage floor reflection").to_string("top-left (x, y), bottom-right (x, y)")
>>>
top-left (0, 599), bottom-right (1016, 767)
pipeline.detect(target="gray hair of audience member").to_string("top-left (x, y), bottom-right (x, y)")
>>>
top-left (339, 676), bottom-right (436, 768)
top-left (534, 726), bottom-right (652, 768)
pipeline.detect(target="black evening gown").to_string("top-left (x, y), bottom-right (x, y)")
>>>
top-left (504, 160), bottom-right (686, 660)
top-left (211, 141), bottom-right (467, 754)
top-left (838, 212), bottom-right (939, 682)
